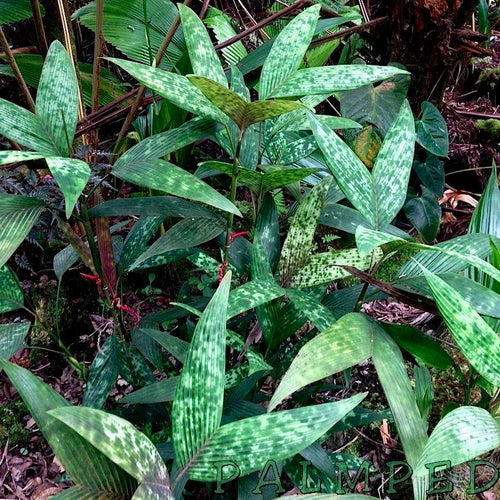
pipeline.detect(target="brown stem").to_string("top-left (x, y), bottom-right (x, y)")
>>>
top-left (309, 16), bottom-right (388, 47)
top-left (112, 0), bottom-right (192, 158)
top-left (214, 0), bottom-right (309, 51)
top-left (90, 0), bottom-right (105, 150)
top-left (29, 0), bottom-right (49, 58)
top-left (0, 27), bottom-right (36, 112)
top-left (199, 0), bottom-right (210, 20)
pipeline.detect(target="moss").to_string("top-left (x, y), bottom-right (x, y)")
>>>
top-left (476, 119), bottom-right (500, 140)
top-left (374, 246), bottom-right (419, 282)
top-left (0, 402), bottom-right (30, 447)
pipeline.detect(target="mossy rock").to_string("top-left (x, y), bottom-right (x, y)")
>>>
top-left (0, 401), bottom-right (30, 447)
top-left (476, 119), bottom-right (500, 140)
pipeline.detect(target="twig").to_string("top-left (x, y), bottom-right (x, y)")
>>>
top-left (455, 109), bottom-right (500, 120)
top-left (112, 0), bottom-right (191, 158)
top-left (214, 0), bottom-right (309, 51)
top-left (0, 27), bottom-right (36, 112)
top-left (29, 0), bottom-right (49, 58)
top-left (199, 0), bottom-right (210, 20)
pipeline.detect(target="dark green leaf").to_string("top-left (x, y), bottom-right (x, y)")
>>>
top-left (0, 0), bottom-right (40, 23)
top-left (404, 186), bottom-right (441, 243)
top-left (412, 156), bottom-right (445, 197)
top-left (415, 102), bottom-right (449, 157)
top-left (0, 265), bottom-right (23, 313)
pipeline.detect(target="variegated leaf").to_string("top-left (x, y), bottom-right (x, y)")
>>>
top-left (422, 268), bottom-right (500, 387)
top-left (279, 176), bottom-right (332, 281)
top-left (285, 288), bottom-right (337, 331)
top-left (49, 406), bottom-right (170, 488)
top-left (115, 117), bottom-right (219, 167)
top-left (46, 157), bottom-right (90, 218)
top-left (0, 97), bottom-right (56, 154)
top-left (290, 248), bottom-right (380, 288)
top-left (130, 216), bottom-right (225, 270)
top-left (415, 406), bottom-right (500, 477)
top-left (268, 313), bottom-right (374, 411)
top-left (0, 322), bottom-right (30, 359)
top-left (0, 360), bottom-right (137, 496)
top-left (0, 265), bottom-right (23, 313)
top-left (131, 481), bottom-right (173, 500)
top-left (189, 393), bottom-right (366, 480)
top-left (283, 114), bottom-right (362, 132)
top-left (244, 100), bottom-right (306, 127)
top-left (371, 100), bottom-right (415, 228)
top-left (270, 65), bottom-right (409, 98)
top-left (179, 5), bottom-right (227, 87)
top-left (171, 272), bottom-right (231, 469)
top-left (36, 41), bottom-right (78, 156)
top-left (259, 5), bottom-right (321, 100)
top-left (280, 136), bottom-right (319, 165)
top-left (113, 159), bottom-right (240, 216)
top-left (107, 58), bottom-right (227, 123)
top-left (120, 376), bottom-right (179, 404)
top-left (0, 151), bottom-right (47, 165)
top-left (309, 111), bottom-right (376, 226)
top-left (0, 194), bottom-right (45, 268)
top-left (227, 280), bottom-right (284, 317)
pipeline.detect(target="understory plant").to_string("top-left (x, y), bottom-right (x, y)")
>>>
top-left (0, 2), bottom-right (499, 499)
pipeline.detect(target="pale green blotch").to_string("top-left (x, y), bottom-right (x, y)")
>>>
top-left (46, 157), bottom-right (90, 218)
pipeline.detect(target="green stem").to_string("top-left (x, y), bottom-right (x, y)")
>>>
top-left (224, 129), bottom-right (244, 263)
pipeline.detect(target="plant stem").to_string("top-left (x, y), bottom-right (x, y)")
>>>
top-left (112, 0), bottom-right (191, 159)
top-left (90, 0), bottom-right (104, 148)
top-left (29, 0), bottom-right (49, 57)
top-left (0, 27), bottom-right (36, 112)
top-left (224, 129), bottom-right (244, 263)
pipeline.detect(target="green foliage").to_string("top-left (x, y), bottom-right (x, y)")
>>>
top-left (1, 3), bottom-right (499, 499)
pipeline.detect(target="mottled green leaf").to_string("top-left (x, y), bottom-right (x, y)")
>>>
top-left (290, 248), bottom-right (380, 288)
top-left (0, 194), bottom-right (45, 268)
top-left (49, 406), bottom-right (170, 491)
top-left (0, 322), bottom-right (30, 359)
top-left (0, 360), bottom-right (137, 495)
top-left (83, 334), bottom-right (121, 409)
top-left (270, 65), bottom-right (409, 98)
top-left (372, 100), bottom-right (415, 228)
top-left (415, 406), bottom-right (500, 477)
top-left (0, 97), bottom-right (56, 154)
top-left (259, 5), bottom-right (321, 99)
top-left (130, 216), bottom-right (225, 270)
top-left (244, 100), bottom-right (306, 128)
top-left (121, 376), bottom-right (179, 404)
top-left (283, 114), bottom-right (362, 132)
top-left (46, 157), bottom-right (90, 218)
top-left (140, 328), bottom-right (188, 363)
top-left (115, 117), bottom-right (219, 167)
top-left (309, 111), bottom-right (376, 225)
top-left (0, 265), bottom-right (23, 313)
top-left (269, 313), bottom-right (373, 411)
top-left (227, 280), bottom-right (284, 317)
top-left (189, 394), bottom-right (365, 480)
top-left (254, 193), bottom-right (280, 273)
top-left (423, 268), bottom-right (500, 387)
top-left (179, 5), bottom-right (226, 87)
top-left (0, 151), bottom-right (47, 165)
top-left (285, 288), bottom-right (336, 331)
top-left (36, 41), bottom-right (78, 157)
top-left (113, 159), bottom-right (240, 216)
top-left (280, 176), bottom-right (332, 281)
top-left (107, 58), bottom-right (226, 123)
top-left (280, 136), bottom-right (318, 165)
top-left (415, 102), bottom-right (449, 157)
top-left (171, 272), bottom-right (231, 469)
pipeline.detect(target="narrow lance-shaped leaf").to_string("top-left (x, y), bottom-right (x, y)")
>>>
top-left (0, 322), bottom-right (30, 360)
top-left (179, 4), bottom-right (227, 87)
top-left (171, 272), bottom-right (232, 469)
top-left (259, 4), bottom-right (321, 99)
top-left (0, 151), bottom-right (47, 165)
top-left (0, 360), bottom-right (137, 496)
top-left (189, 394), bottom-right (366, 480)
top-left (309, 111), bottom-right (376, 226)
top-left (46, 157), bottom-right (91, 218)
top-left (422, 267), bottom-right (500, 387)
top-left (107, 58), bottom-right (227, 123)
top-left (49, 406), bottom-right (171, 496)
top-left (279, 176), bottom-right (332, 282)
top-left (113, 158), bottom-right (241, 216)
top-left (36, 41), bottom-right (79, 156)
top-left (269, 313), bottom-right (374, 411)
top-left (0, 265), bottom-right (24, 313)
top-left (0, 194), bottom-right (45, 268)
top-left (270, 65), bottom-right (409, 98)
top-left (414, 407), bottom-right (500, 477)
top-left (372, 100), bottom-right (415, 229)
